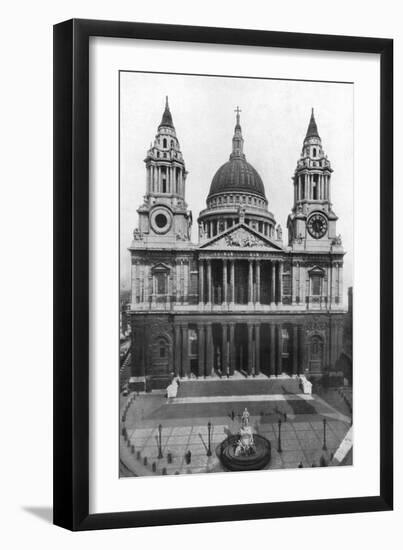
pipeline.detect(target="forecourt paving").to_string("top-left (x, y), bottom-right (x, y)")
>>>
top-left (120, 379), bottom-right (351, 476)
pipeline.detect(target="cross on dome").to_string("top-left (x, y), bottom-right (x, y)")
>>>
top-left (234, 105), bottom-right (242, 126)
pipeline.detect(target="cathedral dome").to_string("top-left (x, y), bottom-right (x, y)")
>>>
top-left (208, 157), bottom-right (266, 199)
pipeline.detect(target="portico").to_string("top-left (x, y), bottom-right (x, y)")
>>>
top-left (172, 317), bottom-right (303, 379)
top-left (198, 257), bottom-right (283, 307)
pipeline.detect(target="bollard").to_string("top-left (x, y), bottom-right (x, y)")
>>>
top-left (152, 462), bottom-right (156, 472)
top-left (162, 468), bottom-right (167, 475)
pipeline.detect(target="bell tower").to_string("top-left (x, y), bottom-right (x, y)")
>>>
top-left (287, 109), bottom-right (341, 252)
top-left (134, 97), bottom-right (192, 248)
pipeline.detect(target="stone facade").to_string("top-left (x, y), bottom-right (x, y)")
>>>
top-left (128, 100), bottom-right (347, 390)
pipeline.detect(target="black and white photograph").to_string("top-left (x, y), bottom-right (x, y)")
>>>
top-left (119, 71), bottom-right (353, 477)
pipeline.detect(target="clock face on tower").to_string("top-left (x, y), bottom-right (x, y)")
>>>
top-left (307, 213), bottom-right (328, 239)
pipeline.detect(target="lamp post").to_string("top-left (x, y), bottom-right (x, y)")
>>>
top-left (322, 418), bottom-right (327, 451)
top-left (158, 424), bottom-right (163, 459)
top-left (207, 421), bottom-right (212, 457)
top-left (277, 419), bottom-right (282, 453)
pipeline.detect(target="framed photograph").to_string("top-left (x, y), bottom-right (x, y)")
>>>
top-left (53, 19), bottom-right (393, 530)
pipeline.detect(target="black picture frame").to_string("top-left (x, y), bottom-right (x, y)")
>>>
top-left (53, 18), bottom-right (393, 531)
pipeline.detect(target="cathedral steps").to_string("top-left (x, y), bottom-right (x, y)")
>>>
top-left (177, 376), bottom-right (302, 398)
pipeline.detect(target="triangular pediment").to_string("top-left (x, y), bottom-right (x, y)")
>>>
top-left (151, 262), bottom-right (171, 272)
top-left (199, 223), bottom-right (283, 251)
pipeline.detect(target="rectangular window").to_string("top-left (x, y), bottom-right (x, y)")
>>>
top-left (283, 273), bottom-right (291, 295)
top-left (155, 272), bottom-right (167, 294)
top-left (311, 275), bottom-right (321, 296)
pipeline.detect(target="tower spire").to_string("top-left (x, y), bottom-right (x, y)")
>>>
top-left (305, 107), bottom-right (320, 140)
top-left (230, 106), bottom-right (245, 159)
top-left (159, 95), bottom-right (174, 129)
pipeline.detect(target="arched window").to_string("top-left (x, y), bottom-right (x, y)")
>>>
top-left (163, 138), bottom-right (167, 148)
top-left (170, 139), bottom-right (174, 148)
top-left (312, 147), bottom-right (316, 157)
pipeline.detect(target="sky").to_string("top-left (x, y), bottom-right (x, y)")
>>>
top-left (120, 71), bottom-right (353, 304)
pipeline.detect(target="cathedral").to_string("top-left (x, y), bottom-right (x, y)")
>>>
top-left (128, 97), bottom-right (346, 391)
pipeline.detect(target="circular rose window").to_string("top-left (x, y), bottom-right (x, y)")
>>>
top-left (150, 207), bottom-right (172, 234)
top-left (155, 213), bottom-right (168, 228)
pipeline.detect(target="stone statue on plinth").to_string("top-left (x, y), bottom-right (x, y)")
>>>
top-left (234, 408), bottom-right (256, 456)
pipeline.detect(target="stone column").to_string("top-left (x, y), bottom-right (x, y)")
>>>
top-left (276, 325), bottom-right (282, 375)
top-left (327, 175), bottom-right (331, 202)
top-left (175, 260), bottom-right (181, 303)
top-left (291, 262), bottom-right (297, 305)
top-left (222, 259), bottom-right (228, 305)
top-left (271, 261), bottom-right (277, 305)
top-left (147, 266), bottom-right (152, 306)
top-left (230, 260), bottom-right (235, 305)
top-left (181, 324), bottom-right (189, 377)
top-left (183, 260), bottom-right (189, 304)
top-left (222, 324), bottom-right (229, 376)
top-left (174, 324), bottom-right (181, 377)
top-left (332, 262), bottom-right (338, 308)
top-left (207, 260), bottom-right (212, 306)
top-left (328, 262), bottom-right (333, 309)
top-left (255, 323), bottom-right (261, 375)
top-left (292, 325), bottom-right (298, 375)
top-left (229, 323), bottom-right (235, 375)
top-left (300, 326), bottom-right (307, 374)
top-left (248, 260), bottom-right (253, 305)
top-left (131, 261), bottom-right (137, 307)
top-left (198, 260), bottom-right (204, 305)
top-left (279, 261), bottom-right (283, 306)
top-left (270, 324), bottom-right (276, 376)
top-left (198, 324), bottom-right (205, 378)
top-left (247, 324), bottom-right (253, 376)
top-left (255, 260), bottom-right (261, 305)
top-left (206, 323), bottom-right (213, 376)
